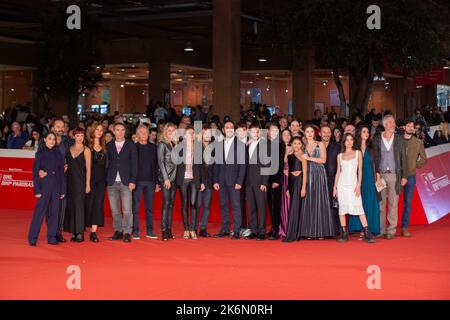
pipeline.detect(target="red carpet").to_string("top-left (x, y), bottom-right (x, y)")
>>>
top-left (0, 209), bottom-right (449, 300)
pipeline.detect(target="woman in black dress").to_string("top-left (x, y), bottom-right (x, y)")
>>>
top-left (85, 122), bottom-right (107, 242)
top-left (64, 127), bottom-right (91, 242)
top-left (284, 136), bottom-right (307, 242)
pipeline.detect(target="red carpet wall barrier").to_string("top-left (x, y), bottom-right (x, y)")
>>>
top-left (1, 145), bottom-right (449, 226)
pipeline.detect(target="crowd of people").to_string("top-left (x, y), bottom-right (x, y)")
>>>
top-left (1, 101), bottom-right (447, 246)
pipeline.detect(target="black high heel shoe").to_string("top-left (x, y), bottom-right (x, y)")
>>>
top-left (90, 232), bottom-right (99, 243)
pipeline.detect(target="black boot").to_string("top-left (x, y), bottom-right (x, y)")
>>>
top-left (168, 229), bottom-right (174, 239)
top-left (337, 226), bottom-right (349, 243)
top-left (90, 232), bottom-right (99, 243)
top-left (162, 230), bottom-right (168, 241)
top-left (363, 227), bottom-right (375, 243)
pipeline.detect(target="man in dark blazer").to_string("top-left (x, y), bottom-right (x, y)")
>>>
top-left (267, 123), bottom-right (284, 240)
top-left (132, 125), bottom-right (159, 240)
top-left (245, 123), bottom-right (270, 240)
top-left (213, 120), bottom-right (246, 240)
top-left (320, 125), bottom-right (341, 230)
top-left (106, 122), bottom-right (138, 243)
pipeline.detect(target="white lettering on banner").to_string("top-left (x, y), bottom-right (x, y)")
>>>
top-left (0, 173), bottom-right (33, 188)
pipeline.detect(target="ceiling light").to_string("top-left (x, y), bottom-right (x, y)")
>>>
top-left (258, 58), bottom-right (267, 62)
top-left (184, 41), bottom-right (194, 52)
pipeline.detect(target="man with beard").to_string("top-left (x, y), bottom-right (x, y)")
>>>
top-left (402, 119), bottom-right (427, 237)
top-left (320, 125), bottom-right (341, 231)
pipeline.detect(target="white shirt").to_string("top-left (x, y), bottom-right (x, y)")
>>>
top-left (381, 133), bottom-right (394, 151)
top-left (224, 136), bottom-right (234, 160)
top-left (248, 139), bottom-right (260, 159)
top-left (115, 140), bottom-right (125, 182)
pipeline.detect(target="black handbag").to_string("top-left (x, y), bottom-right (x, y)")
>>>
top-left (331, 197), bottom-right (339, 209)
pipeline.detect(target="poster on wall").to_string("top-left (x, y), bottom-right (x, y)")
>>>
top-left (314, 102), bottom-right (324, 114)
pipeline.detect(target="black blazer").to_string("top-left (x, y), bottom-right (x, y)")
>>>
top-left (268, 142), bottom-right (285, 186)
top-left (174, 142), bottom-right (202, 188)
top-left (200, 145), bottom-right (215, 188)
top-left (106, 139), bottom-right (138, 186)
top-left (214, 137), bottom-right (246, 187)
top-left (325, 141), bottom-right (340, 181)
top-left (245, 140), bottom-right (270, 187)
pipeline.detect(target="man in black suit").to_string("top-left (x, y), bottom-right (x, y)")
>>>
top-left (106, 122), bottom-right (138, 243)
top-left (267, 123), bottom-right (284, 240)
top-left (245, 123), bottom-right (270, 241)
top-left (213, 120), bottom-right (246, 240)
top-left (320, 125), bottom-right (340, 231)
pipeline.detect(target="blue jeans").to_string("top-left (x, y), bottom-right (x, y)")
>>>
top-left (108, 182), bottom-right (133, 234)
top-left (402, 175), bottom-right (416, 229)
top-left (132, 181), bottom-right (155, 236)
top-left (196, 187), bottom-right (212, 231)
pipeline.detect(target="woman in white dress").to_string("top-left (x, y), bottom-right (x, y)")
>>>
top-left (333, 133), bottom-right (374, 243)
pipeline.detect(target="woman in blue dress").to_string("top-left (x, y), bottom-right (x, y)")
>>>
top-left (348, 125), bottom-right (381, 237)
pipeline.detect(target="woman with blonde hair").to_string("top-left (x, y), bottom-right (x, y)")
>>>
top-left (433, 121), bottom-right (449, 145)
top-left (158, 122), bottom-right (178, 241)
top-left (85, 122), bottom-right (107, 242)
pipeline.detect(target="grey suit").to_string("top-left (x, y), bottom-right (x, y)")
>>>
top-left (372, 133), bottom-right (407, 236)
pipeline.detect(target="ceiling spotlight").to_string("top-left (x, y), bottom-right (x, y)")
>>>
top-left (285, 89), bottom-right (289, 93)
top-left (258, 58), bottom-right (267, 62)
top-left (120, 84), bottom-right (124, 88)
top-left (121, 69), bottom-right (125, 72)
top-left (416, 85), bottom-right (422, 89)
top-left (444, 66), bottom-right (450, 70)
top-left (247, 90), bottom-right (251, 95)
top-left (184, 41), bottom-right (194, 52)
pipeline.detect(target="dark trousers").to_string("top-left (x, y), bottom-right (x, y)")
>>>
top-left (161, 185), bottom-right (176, 232)
top-left (57, 197), bottom-right (66, 235)
top-left (402, 175), bottom-right (416, 229)
top-left (327, 175), bottom-right (340, 231)
top-left (246, 185), bottom-right (267, 236)
top-left (268, 185), bottom-right (281, 235)
top-left (196, 187), bottom-right (212, 231)
top-left (219, 186), bottom-right (242, 234)
top-left (132, 181), bottom-right (155, 236)
top-left (240, 188), bottom-right (247, 228)
top-left (28, 190), bottom-right (60, 244)
top-left (179, 179), bottom-right (198, 231)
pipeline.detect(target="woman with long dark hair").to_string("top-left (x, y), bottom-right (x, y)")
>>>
top-left (333, 133), bottom-right (374, 243)
top-left (23, 129), bottom-right (41, 151)
top-left (85, 122), bottom-right (107, 242)
top-left (348, 126), bottom-right (381, 237)
top-left (64, 127), bottom-right (91, 242)
top-left (279, 129), bottom-right (293, 240)
top-left (284, 136), bottom-right (307, 242)
top-left (299, 125), bottom-right (338, 239)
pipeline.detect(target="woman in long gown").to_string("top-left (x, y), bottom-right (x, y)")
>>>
top-left (284, 136), bottom-right (307, 242)
top-left (85, 122), bottom-right (107, 242)
top-left (64, 127), bottom-right (91, 242)
top-left (278, 129), bottom-right (293, 240)
top-left (299, 125), bottom-right (338, 239)
top-left (348, 126), bottom-right (381, 237)
top-left (333, 133), bottom-right (374, 243)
